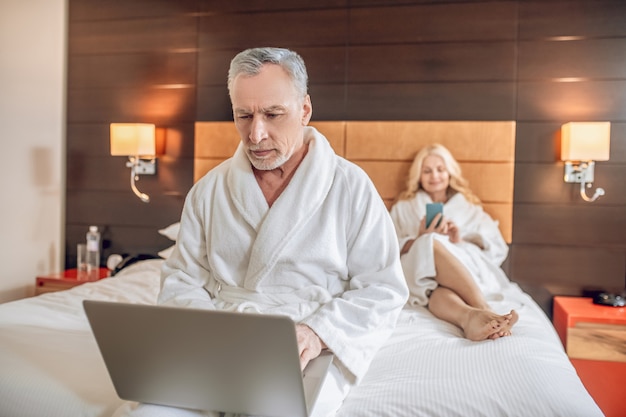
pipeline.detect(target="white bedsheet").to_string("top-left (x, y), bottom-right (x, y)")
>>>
top-left (0, 260), bottom-right (162, 417)
top-left (0, 260), bottom-right (603, 417)
top-left (337, 284), bottom-right (603, 417)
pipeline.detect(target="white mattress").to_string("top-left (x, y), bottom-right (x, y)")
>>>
top-left (0, 259), bottom-right (603, 417)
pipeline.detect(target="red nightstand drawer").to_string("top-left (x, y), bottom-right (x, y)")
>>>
top-left (35, 268), bottom-right (110, 295)
top-left (553, 296), bottom-right (626, 417)
top-left (553, 296), bottom-right (626, 362)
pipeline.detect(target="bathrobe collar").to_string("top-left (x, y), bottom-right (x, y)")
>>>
top-left (226, 126), bottom-right (337, 289)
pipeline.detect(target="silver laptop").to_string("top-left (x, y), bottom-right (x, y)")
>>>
top-left (83, 300), bottom-right (334, 417)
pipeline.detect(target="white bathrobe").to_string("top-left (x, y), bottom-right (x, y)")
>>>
top-left (159, 126), bottom-right (408, 386)
top-left (389, 190), bottom-right (510, 307)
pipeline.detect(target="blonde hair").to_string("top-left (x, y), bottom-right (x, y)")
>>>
top-left (396, 143), bottom-right (480, 205)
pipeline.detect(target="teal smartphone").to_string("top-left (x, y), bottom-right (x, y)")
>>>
top-left (425, 203), bottom-right (444, 228)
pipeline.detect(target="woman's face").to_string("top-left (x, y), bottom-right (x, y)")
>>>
top-left (420, 154), bottom-right (450, 200)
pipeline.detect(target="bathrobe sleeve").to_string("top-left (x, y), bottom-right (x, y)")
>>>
top-left (389, 198), bottom-right (420, 251)
top-left (157, 164), bottom-right (231, 310)
top-left (300, 160), bottom-right (409, 383)
top-left (446, 194), bottom-right (509, 267)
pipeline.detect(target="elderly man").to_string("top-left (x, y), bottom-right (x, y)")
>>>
top-left (117, 47), bottom-right (408, 417)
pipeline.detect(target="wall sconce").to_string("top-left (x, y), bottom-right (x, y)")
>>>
top-left (110, 123), bottom-right (156, 203)
top-left (560, 122), bottom-right (611, 202)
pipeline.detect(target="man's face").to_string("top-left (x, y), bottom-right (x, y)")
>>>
top-left (230, 64), bottom-right (312, 170)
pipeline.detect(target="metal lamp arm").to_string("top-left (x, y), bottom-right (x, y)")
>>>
top-left (579, 180), bottom-right (604, 203)
top-left (127, 157), bottom-right (150, 203)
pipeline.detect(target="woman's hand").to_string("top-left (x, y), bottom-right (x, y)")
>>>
top-left (419, 213), bottom-right (444, 235)
top-left (400, 238), bottom-right (415, 255)
top-left (446, 220), bottom-right (461, 243)
top-left (419, 215), bottom-right (460, 243)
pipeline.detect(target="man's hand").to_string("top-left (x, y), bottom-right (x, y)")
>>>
top-left (296, 324), bottom-right (327, 370)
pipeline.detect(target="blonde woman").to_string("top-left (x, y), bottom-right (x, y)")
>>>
top-left (390, 143), bottom-right (518, 341)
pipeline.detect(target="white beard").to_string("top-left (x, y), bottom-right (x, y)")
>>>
top-left (248, 151), bottom-right (289, 171)
top-left (246, 141), bottom-right (298, 171)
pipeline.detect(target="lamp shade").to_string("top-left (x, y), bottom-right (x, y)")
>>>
top-left (561, 122), bottom-right (611, 161)
top-left (110, 123), bottom-right (156, 156)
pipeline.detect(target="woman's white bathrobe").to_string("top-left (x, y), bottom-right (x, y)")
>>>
top-left (159, 126), bottom-right (409, 388)
top-left (390, 190), bottom-right (510, 307)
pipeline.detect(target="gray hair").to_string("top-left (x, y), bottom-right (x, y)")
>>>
top-left (227, 47), bottom-right (309, 99)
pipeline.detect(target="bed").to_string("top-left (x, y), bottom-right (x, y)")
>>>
top-left (0, 121), bottom-right (604, 417)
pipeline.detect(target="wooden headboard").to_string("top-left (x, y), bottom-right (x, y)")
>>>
top-left (194, 121), bottom-right (515, 243)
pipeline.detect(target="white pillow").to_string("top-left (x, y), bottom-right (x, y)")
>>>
top-left (158, 222), bottom-right (180, 242)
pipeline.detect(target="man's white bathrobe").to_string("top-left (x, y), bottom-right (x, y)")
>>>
top-left (158, 127), bottom-right (408, 402)
top-left (390, 190), bottom-right (510, 307)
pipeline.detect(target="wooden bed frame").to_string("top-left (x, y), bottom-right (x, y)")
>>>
top-left (194, 121), bottom-right (515, 243)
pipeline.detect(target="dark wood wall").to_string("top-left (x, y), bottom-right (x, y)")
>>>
top-left (67, 0), bottom-right (626, 306)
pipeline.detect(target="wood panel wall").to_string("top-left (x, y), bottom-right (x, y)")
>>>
top-left (66, 1), bottom-right (199, 262)
top-left (67, 0), bottom-right (626, 309)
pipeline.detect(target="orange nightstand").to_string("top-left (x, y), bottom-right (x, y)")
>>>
top-left (553, 296), bottom-right (626, 417)
top-left (35, 268), bottom-right (110, 295)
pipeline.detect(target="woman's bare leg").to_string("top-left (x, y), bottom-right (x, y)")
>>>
top-left (428, 240), bottom-right (518, 340)
top-left (432, 240), bottom-right (488, 309)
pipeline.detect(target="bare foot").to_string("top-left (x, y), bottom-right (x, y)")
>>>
top-left (488, 310), bottom-right (519, 340)
top-left (462, 309), bottom-right (517, 341)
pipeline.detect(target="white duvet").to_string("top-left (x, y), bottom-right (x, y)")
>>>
top-left (0, 259), bottom-right (603, 417)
